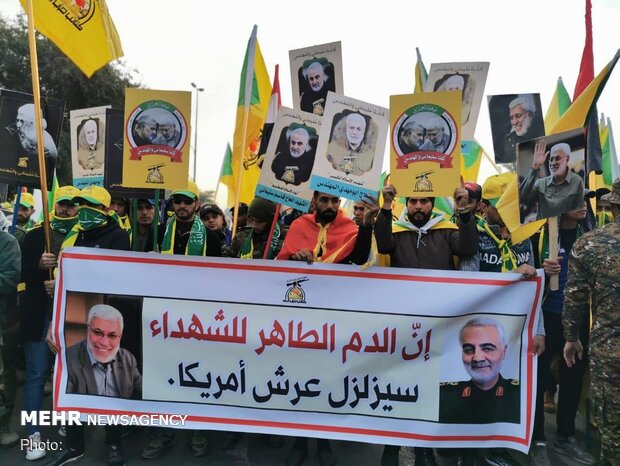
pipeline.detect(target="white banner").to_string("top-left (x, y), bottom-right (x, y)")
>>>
top-left (53, 248), bottom-right (542, 452)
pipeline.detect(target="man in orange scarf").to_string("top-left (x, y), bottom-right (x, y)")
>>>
top-left (277, 191), bottom-right (372, 264)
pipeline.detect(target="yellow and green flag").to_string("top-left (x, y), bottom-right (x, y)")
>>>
top-left (414, 47), bottom-right (428, 94)
top-left (20, 0), bottom-right (123, 77)
top-left (219, 143), bottom-right (235, 207)
top-left (231, 25), bottom-right (271, 205)
top-left (460, 140), bottom-right (483, 184)
top-left (495, 173), bottom-right (546, 245)
top-left (549, 50), bottom-right (619, 135)
top-left (544, 77), bottom-right (571, 133)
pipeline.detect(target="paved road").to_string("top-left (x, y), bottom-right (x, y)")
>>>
top-left (2, 384), bottom-right (600, 465)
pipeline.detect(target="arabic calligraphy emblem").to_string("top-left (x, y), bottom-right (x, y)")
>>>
top-left (284, 277), bottom-right (309, 304)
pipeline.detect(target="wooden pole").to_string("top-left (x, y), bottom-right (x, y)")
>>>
top-left (548, 216), bottom-right (559, 290)
top-left (24, 0), bottom-right (51, 253)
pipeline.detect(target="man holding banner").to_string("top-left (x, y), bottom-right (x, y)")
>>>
top-left (375, 184), bottom-right (477, 466)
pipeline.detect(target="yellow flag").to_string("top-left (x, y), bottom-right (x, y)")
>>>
top-left (495, 173), bottom-right (545, 245)
top-left (231, 26), bottom-right (271, 205)
top-left (21, 0), bottom-right (123, 77)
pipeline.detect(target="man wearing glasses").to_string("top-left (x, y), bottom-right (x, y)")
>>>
top-left (143, 181), bottom-right (219, 460)
top-left (45, 305), bottom-right (141, 466)
top-left (520, 140), bottom-right (585, 219)
top-left (159, 181), bottom-right (221, 257)
top-left (501, 95), bottom-right (544, 163)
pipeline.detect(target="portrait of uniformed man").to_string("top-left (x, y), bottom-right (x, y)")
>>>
top-left (439, 317), bottom-right (520, 424)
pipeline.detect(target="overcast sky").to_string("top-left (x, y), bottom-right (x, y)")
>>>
top-left (1, 0), bottom-right (619, 196)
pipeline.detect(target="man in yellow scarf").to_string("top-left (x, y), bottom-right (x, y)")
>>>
top-left (375, 184), bottom-right (478, 466)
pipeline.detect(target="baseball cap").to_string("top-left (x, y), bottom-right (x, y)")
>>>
top-left (72, 186), bottom-right (112, 208)
top-left (463, 182), bottom-right (482, 202)
top-left (16, 192), bottom-right (35, 208)
top-left (171, 180), bottom-right (200, 200)
top-left (482, 173), bottom-right (515, 207)
top-left (55, 186), bottom-right (80, 203)
top-left (601, 177), bottom-right (620, 204)
top-left (137, 198), bottom-right (155, 206)
top-left (200, 204), bottom-right (224, 218)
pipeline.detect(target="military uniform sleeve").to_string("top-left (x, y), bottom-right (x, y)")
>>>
top-left (0, 232), bottom-right (21, 294)
top-left (374, 209), bottom-right (395, 254)
top-left (562, 236), bottom-right (591, 342)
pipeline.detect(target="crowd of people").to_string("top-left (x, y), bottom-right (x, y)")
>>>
top-left (0, 174), bottom-right (617, 466)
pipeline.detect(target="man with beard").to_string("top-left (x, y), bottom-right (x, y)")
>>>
top-left (419, 117), bottom-right (451, 153)
top-left (142, 182), bottom-right (219, 460)
top-left (374, 184), bottom-right (477, 466)
top-left (44, 305), bottom-right (141, 466)
top-left (520, 140), bottom-right (584, 219)
top-left (152, 114), bottom-right (181, 148)
top-left (271, 126), bottom-right (315, 185)
top-left (563, 178), bottom-right (620, 466)
top-left (277, 191), bottom-right (372, 264)
top-left (6, 103), bottom-right (58, 171)
top-left (398, 119), bottom-right (425, 154)
top-left (300, 60), bottom-right (333, 115)
top-left (132, 199), bottom-right (164, 252)
top-left (439, 318), bottom-right (520, 424)
top-left (132, 115), bottom-right (157, 146)
top-left (231, 197), bottom-right (287, 259)
top-left (501, 95), bottom-right (544, 163)
top-left (327, 112), bottom-right (374, 176)
top-left (13, 192), bottom-right (36, 230)
top-left (277, 191), bottom-right (373, 465)
top-left (20, 186), bottom-right (79, 460)
top-left (77, 118), bottom-right (104, 170)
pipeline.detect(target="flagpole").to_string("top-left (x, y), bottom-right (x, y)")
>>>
top-left (231, 26), bottom-right (258, 239)
top-left (213, 179), bottom-right (221, 207)
top-left (24, 0), bottom-right (51, 254)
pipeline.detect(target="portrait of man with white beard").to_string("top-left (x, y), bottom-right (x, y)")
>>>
top-left (0, 91), bottom-right (64, 188)
top-left (488, 93), bottom-right (545, 164)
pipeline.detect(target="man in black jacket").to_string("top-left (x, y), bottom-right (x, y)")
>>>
top-left (43, 185), bottom-right (131, 466)
top-left (20, 185), bottom-right (79, 461)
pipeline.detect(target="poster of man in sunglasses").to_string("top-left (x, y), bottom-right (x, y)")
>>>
top-left (517, 128), bottom-right (585, 220)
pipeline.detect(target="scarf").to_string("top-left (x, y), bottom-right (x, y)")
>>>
top-left (393, 210), bottom-right (457, 248)
top-left (50, 214), bottom-right (78, 235)
top-left (240, 223), bottom-right (281, 259)
top-left (482, 223), bottom-right (517, 272)
top-left (276, 211), bottom-right (358, 263)
top-left (160, 215), bottom-right (207, 256)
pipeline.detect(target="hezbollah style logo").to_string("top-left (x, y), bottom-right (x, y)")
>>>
top-left (126, 100), bottom-right (188, 167)
top-left (414, 170), bottom-right (434, 193)
top-left (392, 104), bottom-right (458, 170)
top-left (283, 277), bottom-right (309, 304)
top-left (55, 0), bottom-right (96, 31)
